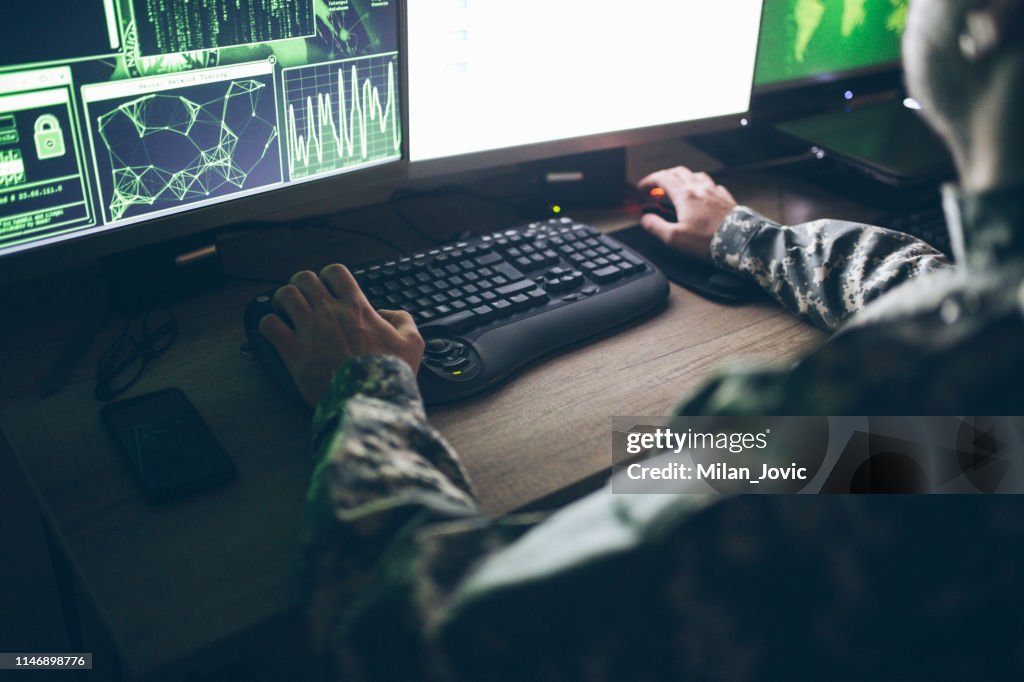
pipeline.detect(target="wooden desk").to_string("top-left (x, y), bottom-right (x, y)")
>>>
top-left (0, 175), bottom-right (836, 679)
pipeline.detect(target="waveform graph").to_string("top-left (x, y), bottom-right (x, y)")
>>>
top-left (282, 52), bottom-right (402, 181)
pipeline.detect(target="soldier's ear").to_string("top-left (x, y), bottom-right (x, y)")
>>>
top-left (959, 0), bottom-right (1024, 61)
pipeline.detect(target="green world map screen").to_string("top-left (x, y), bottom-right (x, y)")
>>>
top-left (755, 0), bottom-right (908, 87)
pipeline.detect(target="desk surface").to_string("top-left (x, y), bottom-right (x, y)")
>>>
top-left (0, 171), bottom-right (850, 679)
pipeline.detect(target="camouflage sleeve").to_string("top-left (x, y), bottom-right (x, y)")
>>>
top-left (710, 206), bottom-right (952, 331)
top-left (300, 355), bottom-right (481, 669)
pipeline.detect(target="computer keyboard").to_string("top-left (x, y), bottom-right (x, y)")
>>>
top-left (244, 217), bottom-right (670, 404)
top-left (878, 202), bottom-right (952, 258)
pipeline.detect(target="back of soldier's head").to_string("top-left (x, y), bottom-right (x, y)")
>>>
top-left (904, 0), bottom-right (1024, 190)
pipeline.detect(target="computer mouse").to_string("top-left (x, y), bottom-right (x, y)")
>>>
top-left (639, 186), bottom-right (678, 223)
top-left (244, 295), bottom-right (307, 404)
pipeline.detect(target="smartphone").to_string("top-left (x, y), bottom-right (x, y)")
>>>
top-left (101, 388), bottom-right (236, 503)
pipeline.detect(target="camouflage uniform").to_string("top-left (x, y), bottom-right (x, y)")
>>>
top-left (302, 185), bottom-right (1024, 680)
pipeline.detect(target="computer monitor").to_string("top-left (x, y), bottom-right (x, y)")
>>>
top-left (747, 0), bottom-right (951, 187)
top-left (405, 0), bottom-right (765, 179)
top-left (0, 0), bottom-right (404, 276)
top-left (754, 0), bottom-right (907, 91)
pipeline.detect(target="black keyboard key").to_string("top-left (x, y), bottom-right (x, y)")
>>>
top-left (473, 305), bottom-right (496, 322)
top-left (476, 252), bottom-right (503, 266)
top-left (419, 310), bottom-right (478, 335)
top-left (495, 262), bottom-right (524, 280)
top-left (496, 279), bottom-right (536, 297)
top-left (492, 299), bottom-right (513, 316)
top-left (481, 291), bottom-right (498, 302)
top-left (526, 288), bottom-right (549, 304)
top-left (509, 294), bottom-right (531, 310)
top-left (591, 265), bottom-right (623, 283)
top-left (620, 252), bottom-right (646, 273)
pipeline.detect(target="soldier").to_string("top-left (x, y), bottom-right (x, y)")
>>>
top-left (258, 0), bottom-right (1024, 678)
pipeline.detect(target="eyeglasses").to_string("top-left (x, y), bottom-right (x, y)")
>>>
top-left (95, 305), bottom-right (179, 401)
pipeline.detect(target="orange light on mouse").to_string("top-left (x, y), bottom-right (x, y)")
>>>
top-left (649, 187), bottom-right (666, 198)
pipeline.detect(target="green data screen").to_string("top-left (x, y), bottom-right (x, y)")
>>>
top-left (0, 1), bottom-right (401, 255)
top-left (755, 0), bottom-right (907, 87)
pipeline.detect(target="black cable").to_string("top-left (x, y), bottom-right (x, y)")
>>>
top-left (387, 200), bottom-right (450, 246)
top-left (392, 184), bottom-right (525, 215)
top-left (388, 184), bottom-right (530, 245)
top-left (220, 219), bottom-right (412, 256)
top-left (309, 224), bottom-right (412, 255)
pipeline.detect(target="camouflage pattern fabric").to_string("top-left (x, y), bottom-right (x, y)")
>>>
top-left (301, 184), bottom-right (1024, 680)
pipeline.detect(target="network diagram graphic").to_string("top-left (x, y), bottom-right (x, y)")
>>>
top-left (95, 79), bottom-right (279, 221)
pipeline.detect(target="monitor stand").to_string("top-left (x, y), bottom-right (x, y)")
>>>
top-left (102, 235), bottom-right (224, 315)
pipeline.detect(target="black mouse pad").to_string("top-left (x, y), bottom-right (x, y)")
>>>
top-left (609, 225), bottom-right (767, 305)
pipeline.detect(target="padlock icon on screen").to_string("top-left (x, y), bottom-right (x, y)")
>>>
top-left (34, 114), bottom-right (66, 160)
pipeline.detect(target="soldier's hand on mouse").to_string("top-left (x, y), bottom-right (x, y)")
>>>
top-left (637, 166), bottom-right (737, 261)
top-left (258, 264), bottom-right (425, 407)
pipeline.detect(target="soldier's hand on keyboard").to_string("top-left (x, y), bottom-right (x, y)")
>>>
top-left (258, 264), bottom-right (425, 407)
top-left (638, 166), bottom-right (736, 260)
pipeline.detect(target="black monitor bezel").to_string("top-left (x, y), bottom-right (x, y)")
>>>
top-left (1, 0), bottom-right (765, 282)
top-left (0, 0), bottom-right (412, 284)
top-left (748, 0), bottom-right (907, 121)
top-left (754, 58), bottom-right (902, 95)
top-left (405, 1), bottom-right (766, 181)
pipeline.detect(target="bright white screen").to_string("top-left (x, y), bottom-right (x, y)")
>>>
top-left (408, 0), bottom-right (764, 162)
